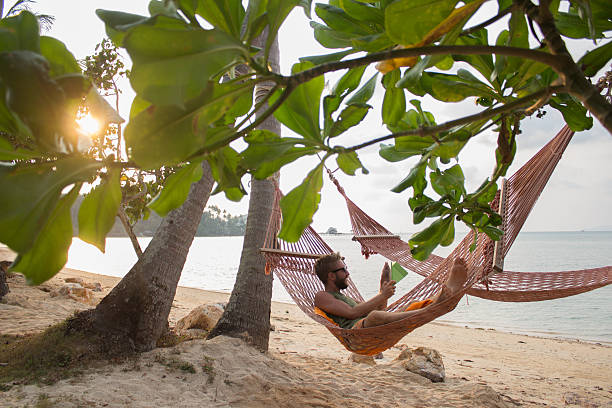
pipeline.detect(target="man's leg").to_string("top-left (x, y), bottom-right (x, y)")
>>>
top-left (361, 258), bottom-right (468, 328)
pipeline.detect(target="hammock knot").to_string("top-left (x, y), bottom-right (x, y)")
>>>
top-left (326, 167), bottom-right (346, 195)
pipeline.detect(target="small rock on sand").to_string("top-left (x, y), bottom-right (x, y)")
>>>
top-left (175, 304), bottom-right (224, 333)
top-left (395, 346), bottom-right (445, 382)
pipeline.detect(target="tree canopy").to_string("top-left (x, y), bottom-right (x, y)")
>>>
top-left (0, 0), bottom-right (610, 285)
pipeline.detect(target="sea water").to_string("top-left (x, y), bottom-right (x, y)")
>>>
top-left (66, 231), bottom-right (612, 344)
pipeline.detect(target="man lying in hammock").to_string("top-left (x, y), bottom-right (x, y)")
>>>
top-left (313, 253), bottom-right (468, 329)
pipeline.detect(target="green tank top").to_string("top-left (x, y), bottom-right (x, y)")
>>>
top-left (326, 291), bottom-right (363, 329)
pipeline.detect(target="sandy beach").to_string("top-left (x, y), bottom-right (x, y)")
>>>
top-left (1, 261), bottom-right (611, 407)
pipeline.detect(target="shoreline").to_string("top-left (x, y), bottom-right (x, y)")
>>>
top-left (82, 269), bottom-right (612, 346)
top-left (2, 264), bottom-right (611, 407)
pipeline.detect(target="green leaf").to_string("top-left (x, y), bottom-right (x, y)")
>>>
top-left (315, 3), bottom-right (374, 35)
top-left (351, 32), bottom-right (394, 52)
top-left (578, 40), bottom-right (612, 77)
top-left (96, 9), bottom-right (151, 45)
top-left (454, 31), bottom-right (495, 87)
top-left (0, 11), bottom-right (40, 52)
top-left (430, 164), bottom-right (465, 199)
top-left (439, 215), bottom-right (455, 246)
top-left (149, 0), bottom-right (183, 18)
top-left (148, 161), bottom-right (204, 216)
top-left (265, 0), bottom-right (300, 57)
top-left (346, 73), bottom-right (378, 105)
top-left (431, 129), bottom-right (471, 160)
top-left (124, 21), bottom-right (248, 106)
top-left (329, 103), bottom-right (370, 137)
top-left (129, 94), bottom-right (152, 119)
top-left (482, 225), bottom-right (503, 241)
top-left (0, 85), bottom-right (32, 141)
top-left (179, 0), bottom-right (245, 38)
top-left (470, 180), bottom-right (498, 205)
top-left (0, 50), bottom-right (81, 151)
top-left (409, 194), bottom-right (436, 223)
top-left (549, 94), bottom-right (593, 132)
top-left (378, 143), bottom-right (414, 162)
top-left (125, 81), bottom-right (254, 169)
top-left (555, 11), bottom-right (612, 39)
top-left (390, 262), bottom-right (408, 282)
top-left (382, 70), bottom-right (406, 127)
top-left (299, 49), bottom-right (357, 65)
top-left (385, 0), bottom-right (459, 45)
top-left (207, 146), bottom-right (245, 201)
top-left (241, 130), bottom-right (294, 170)
top-left (340, 0), bottom-right (384, 26)
top-left (0, 157), bottom-right (102, 254)
top-left (0, 137), bottom-right (38, 160)
top-left (506, 58), bottom-right (550, 92)
top-left (422, 72), bottom-right (494, 102)
top-left (78, 169), bottom-right (122, 252)
top-left (270, 62), bottom-right (323, 140)
top-left (336, 150), bottom-right (366, 175)
top-left (492, 30), bottom-right (509, 84)
top-left (409, 215), bottom-right (446, 246)
top-left (324, 65), bottom-right (367, 133)
top-left (241, 0), bottom-right (268, 42)
top-left (278, 164), bottom-right (324, 242)
top-left (395, 134), bottom-right (436, 155)
top-left (10, 185), bottom-right (80, 285)
top-left (504, 9), bottom-right (529, 76)
top-left (391, 162), bottom-right (426, 193)
top-left (299, 0), bottom-right (313, 18)
top-left (310, 21), bottom-right (354, 48)
top-left (409, 215), bottom-right (453, 260)
top-left (39, 37), bottom-right (81, 77)
top-left (252, 146), bottom-right (319, 179)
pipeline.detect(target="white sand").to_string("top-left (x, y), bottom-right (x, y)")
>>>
top-left (1, 263), bottom-right (611, 407)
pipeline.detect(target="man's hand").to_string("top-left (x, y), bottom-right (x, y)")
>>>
top-left (380, 280), bottom-right (396, 299)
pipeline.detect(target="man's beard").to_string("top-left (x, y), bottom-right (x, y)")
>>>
top-left (335, 276), bottom-right (348, 290)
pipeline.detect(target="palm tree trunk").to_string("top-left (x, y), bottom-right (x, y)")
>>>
top-left (74, 161), bottom-right (214, 352)
top-left (207, 31), bottom-right (280, 351)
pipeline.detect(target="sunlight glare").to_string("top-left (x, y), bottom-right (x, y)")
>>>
top-left (76, 113), bottom-right (101, 136)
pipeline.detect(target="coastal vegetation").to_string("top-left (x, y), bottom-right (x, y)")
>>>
top-left (0, 0), bottom-right (610, 364)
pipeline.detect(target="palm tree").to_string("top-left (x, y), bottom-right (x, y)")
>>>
top-left (74, 162), bottom-right (215, 352)
top-left (1, 0), bottom-right (55, 30)
top-left (207, 31), bottom-right (280, 351)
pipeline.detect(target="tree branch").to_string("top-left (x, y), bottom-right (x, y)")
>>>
top-left (283, 45), bottom-right (564, 86)
top-left (196, 83), bottom-right (296, 154)
top-left (516, 0), bottom-right (612, 134)
top-left (344, 86), bottom-right (565, 152)
top-left (461, 5), bottom-right (514, 36)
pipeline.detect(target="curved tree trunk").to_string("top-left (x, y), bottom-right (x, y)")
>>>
top-left (77, 161), bottom-right (214, 352)
top-left (207, 32), bottom-right (280, 351)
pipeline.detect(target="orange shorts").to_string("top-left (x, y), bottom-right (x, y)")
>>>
top-left (352, 318), bottom-right (366, 329)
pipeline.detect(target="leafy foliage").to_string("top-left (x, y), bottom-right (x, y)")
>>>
top-left (1, 0), bottom-right (611, 283)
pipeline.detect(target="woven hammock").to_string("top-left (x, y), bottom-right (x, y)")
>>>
top-left (341, 125), bottom-right (611, 302)
top-left (261, 125), bottom-right (612, 355)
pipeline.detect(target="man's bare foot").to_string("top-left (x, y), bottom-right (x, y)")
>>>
top-left (434, 258), bottom-right (468, 303)
top-left (446, 258), bottom-right (468, 294)
top-left (380, 262), bottom-right (391, 291)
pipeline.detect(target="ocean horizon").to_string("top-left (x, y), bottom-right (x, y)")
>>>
top-left (66, 231), bottom-right (612, 345)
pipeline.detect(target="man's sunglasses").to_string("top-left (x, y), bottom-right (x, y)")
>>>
top-left (330, 267), bottom-right (348, 274)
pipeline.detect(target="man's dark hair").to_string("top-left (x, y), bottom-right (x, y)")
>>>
top-left (314, 253), bottom-right (343, 284)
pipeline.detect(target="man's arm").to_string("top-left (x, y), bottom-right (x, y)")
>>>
top-left (314, 281), bottom-right (396, 320)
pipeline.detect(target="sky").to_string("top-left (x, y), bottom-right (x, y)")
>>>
top-left (36, 0), bottom-right (612, 234)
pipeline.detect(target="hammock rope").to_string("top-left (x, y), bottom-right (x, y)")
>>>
top-left (261, 125), bottom-right (612, 354)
